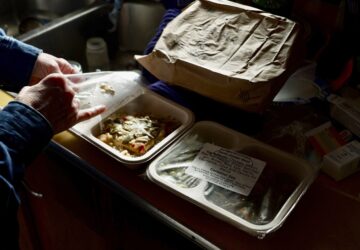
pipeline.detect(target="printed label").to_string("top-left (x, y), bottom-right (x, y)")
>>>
top-left (328, 140), bottom-right (360, 165)
top-left (186, 143), bottom-right (266, 196)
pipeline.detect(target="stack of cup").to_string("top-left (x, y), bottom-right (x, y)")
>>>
top-left (86, 37), bottom-right (110, 72)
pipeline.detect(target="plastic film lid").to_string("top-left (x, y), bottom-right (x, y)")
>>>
top-left (147, 121), bottom-right (318, 238)
top-left (67, 71), bottom-right (145, 114)
top-left (69, 71), bottom-right (145, 132)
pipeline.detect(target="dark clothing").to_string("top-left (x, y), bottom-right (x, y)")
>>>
top-left (0, 102), bottom-right (53, 249)
top-left (160, 0), bottom-right (194, 9)
top-left (0, 29), bottom-right (53, 249)
top-left (0, 29), bottom-right (41, 91)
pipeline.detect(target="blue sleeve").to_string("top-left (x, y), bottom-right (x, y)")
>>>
top-left (0, 101), bottom-right (53, 181)
top-left (142, 8), bottom-right (182, 84)
top-left (0, 101), bottom-right (53, 247)
top-left (0, 101), bottom-right (53, 202)
top-left (0, 28), bottom-right (41, 92)
top-left (161, 0), bottom-right (194, 9)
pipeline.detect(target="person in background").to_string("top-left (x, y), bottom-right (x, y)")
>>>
top-left (315, 0), bottom-right (359, 91)
top-left (0, 28), bottom-right (106, 249)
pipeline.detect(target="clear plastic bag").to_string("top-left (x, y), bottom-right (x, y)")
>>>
top-left (66, 71), bottom-right (145, 114)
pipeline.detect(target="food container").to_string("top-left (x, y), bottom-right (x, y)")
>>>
top-left (147, 121), bottom-right (318, 238)
top-left (70, 71), bottom-right (194, 168)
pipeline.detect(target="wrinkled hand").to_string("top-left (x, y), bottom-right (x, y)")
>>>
top-left (16, 73), bottom-right (106, 134)
top-left (30, 53), bottom-right (78, 85)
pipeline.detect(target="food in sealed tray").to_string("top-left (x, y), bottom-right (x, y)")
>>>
top-left (156, 135), bottom-right (203, 188)
top-left (204, 167), bottom-right (297, 225)
top-left (97, 113), bottom-right (180, 157)
top-left (155, 134), bottom-right (298, 224)
top-left (158, 165), bottom-right (201, 188)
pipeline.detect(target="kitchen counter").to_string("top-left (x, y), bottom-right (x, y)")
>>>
top-left (1, 90), bottom-right (360, 249)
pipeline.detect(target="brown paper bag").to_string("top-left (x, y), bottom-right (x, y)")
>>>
top-left (136, 0), bottom-right (301, 112)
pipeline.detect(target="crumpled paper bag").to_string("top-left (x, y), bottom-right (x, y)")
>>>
top-left (136, 0), bottom-right (301, 112)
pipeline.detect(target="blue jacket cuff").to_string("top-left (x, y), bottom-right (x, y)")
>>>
top-left (161, 0), bottom-right (194, 9)
top-left (0, 101), bottom-right (53, 163)
top-left (0, 34), bottom-right (41, 91)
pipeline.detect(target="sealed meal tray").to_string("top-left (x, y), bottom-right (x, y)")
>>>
top-left (70, 71), bottom-right (194, 168)
top-left (147, 121), bottom-right (317, 238)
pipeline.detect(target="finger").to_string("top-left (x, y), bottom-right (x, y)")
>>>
top-left (58, 94), bottom-right (80, 119)
top-left (66, 98), bottom-right (81, 112)
top-left (50, 73), bottom-right (76, 93)
top-left (41, 73), bottom-right (66, 86)
top-left (50, 105), bottom-right (105, 134)
top-left (76, 105), bottom-right (106, 123)
top-left (58, 58), bottom-right (77, 74)
top-left (66, 75), bottom-right (82, 85)
top-left (29, 76), bottom-right (42, 85)
top-left (68, 80), bottom-right (81, 92)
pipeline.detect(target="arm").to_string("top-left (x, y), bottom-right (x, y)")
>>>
top-left (0, 102), bottom-right (52, 247)
top-left (0, 101), bottom-right (52, 189)
top-left (0, 34), bottom-right (103, 187)
top-left (0, 73), bottom-right (105, 186)
top-left (0, 28), bottom-right (76, 91)
top-left (0, 31), bottom-right (100, 247)
top-left (0, 29), bottom-right (41, 91)
top-left (142, 8), bottom-right (182, 84)
top-left (0, 74), bottom-right (105, 247)
top-left (160, 0), bottom-right (194, 9)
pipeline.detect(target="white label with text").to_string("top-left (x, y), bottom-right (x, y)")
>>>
top-left (186, 143), bottom-right (266, 196)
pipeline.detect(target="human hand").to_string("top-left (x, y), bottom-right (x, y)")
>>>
top-left (16, 73), bottom-right (106, 134)
top-left (29, 52), bottom-right (78, 85)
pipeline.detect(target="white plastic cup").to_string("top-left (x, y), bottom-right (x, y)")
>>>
top-left (86, 37), bottom-right (110, 72)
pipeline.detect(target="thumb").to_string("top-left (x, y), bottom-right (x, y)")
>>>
top-left (29, 76), bottom-right (42, 85)
top-left (76, 105), bottom-right (106, 124)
